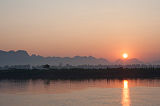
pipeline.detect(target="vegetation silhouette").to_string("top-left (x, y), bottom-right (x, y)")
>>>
top-left (0, 67), bottom-right (160, 80)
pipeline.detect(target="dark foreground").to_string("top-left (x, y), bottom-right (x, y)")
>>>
top-left (0, 68), bottom-right (160, 79)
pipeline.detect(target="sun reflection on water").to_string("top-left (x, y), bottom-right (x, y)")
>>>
top-left (122, 80), bottom-right (130, 106)
top-left (124, 80), bottom-right (128, 88)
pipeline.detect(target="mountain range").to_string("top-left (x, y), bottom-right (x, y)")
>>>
top-left (114, 58), bottom-right (144, 65)
top-left (0, 50), bottom-right (158, 66)
top-left (0, 50), bottom-right (109, 66)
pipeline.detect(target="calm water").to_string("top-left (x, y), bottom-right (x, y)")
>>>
top-left (0, 79), bottom-right (160, 106)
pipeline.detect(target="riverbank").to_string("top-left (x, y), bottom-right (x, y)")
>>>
top-left (0, 68), bottom-right (160, 79)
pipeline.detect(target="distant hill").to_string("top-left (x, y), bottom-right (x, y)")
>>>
top-left (152, 60), bottom-right (160, 65)
top-left (114, 58), bottom-right (144, 65)
top-left (0, 50), bottom-right (109, 66)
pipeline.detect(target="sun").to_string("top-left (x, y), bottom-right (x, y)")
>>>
top-left (123, 53), bottom-right (128, 59)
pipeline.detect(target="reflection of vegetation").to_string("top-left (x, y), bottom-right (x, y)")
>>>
top-left (0, 68), bottom-right (160, 79)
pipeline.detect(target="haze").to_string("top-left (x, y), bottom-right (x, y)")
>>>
top-left (0, 0), bottom-right (160, 62)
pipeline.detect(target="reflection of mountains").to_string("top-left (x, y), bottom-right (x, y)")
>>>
top-left (0, 50), bottom-right (108, 66)
top-left (0, 79), bottom-right (160, 94)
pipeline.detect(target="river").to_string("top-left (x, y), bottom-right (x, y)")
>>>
top-left (0, 79), bottom-right (160, 106)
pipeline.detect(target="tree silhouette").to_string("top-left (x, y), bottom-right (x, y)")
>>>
top-left (43, 64), bottom-right (50, 69)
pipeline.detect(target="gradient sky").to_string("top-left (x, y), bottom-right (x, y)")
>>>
top-left (0, 0), bottom-right (160, 62)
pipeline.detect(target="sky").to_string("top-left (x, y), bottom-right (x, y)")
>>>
top-left (0, 0), bottom-right (160, 62)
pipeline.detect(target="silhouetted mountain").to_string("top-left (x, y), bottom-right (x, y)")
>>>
top-left (114, 58), bottom-right (144, 65)
top-left (152, 60), bottom-right (160, 65)
top-left (0, 50), bottom-right (30, 66)
top-left (0, 50), bottom-right (109, 66)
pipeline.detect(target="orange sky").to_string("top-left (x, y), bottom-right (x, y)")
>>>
top-left (0, 0), bottom-right (160, 62)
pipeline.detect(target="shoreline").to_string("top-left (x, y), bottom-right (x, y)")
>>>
top-left (0, 68), bottom-right (160, 80)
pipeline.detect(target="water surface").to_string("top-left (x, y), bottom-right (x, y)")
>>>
top-left (0, 79), bottom-right (160, 106)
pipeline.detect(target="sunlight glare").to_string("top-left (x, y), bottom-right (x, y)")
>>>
top-left (122, 80), bottom-right (130, 106)
top-left (123, 53), bottom-right (128, 59)
top-left (123, 80), bottom-right (128, 88)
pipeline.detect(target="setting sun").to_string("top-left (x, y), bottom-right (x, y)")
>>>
top-left (123, 53), bottom-right (128, 59)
